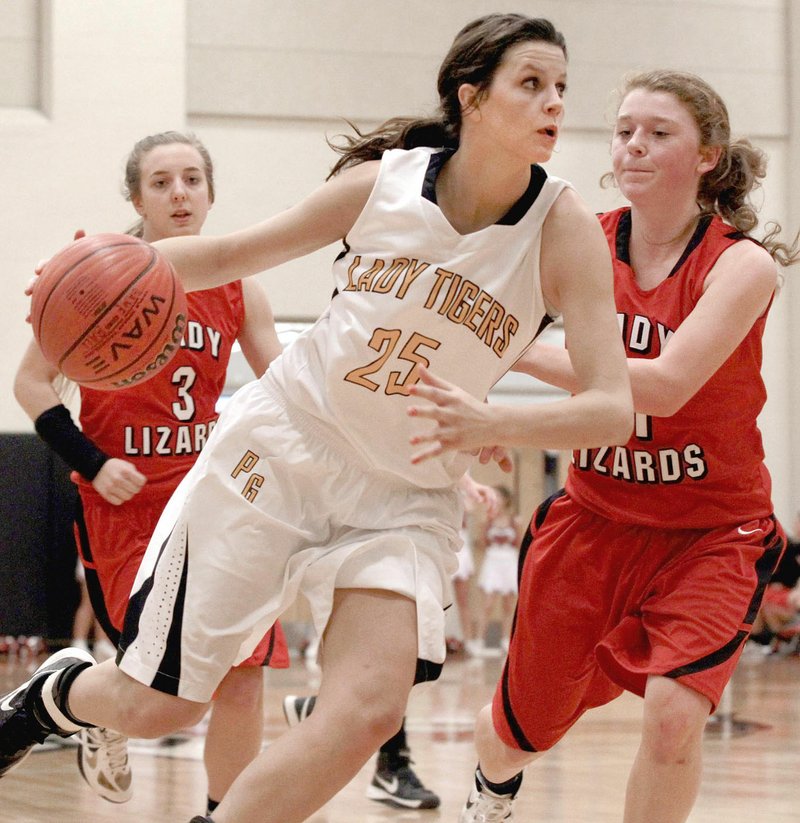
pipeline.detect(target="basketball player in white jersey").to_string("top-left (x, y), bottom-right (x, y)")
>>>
top-left (0, 14), bottom-right (632, 823)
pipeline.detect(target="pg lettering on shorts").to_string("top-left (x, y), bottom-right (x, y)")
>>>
top-left (231, 450), bottom-right (264, 502)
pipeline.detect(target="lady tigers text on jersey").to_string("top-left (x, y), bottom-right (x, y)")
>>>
top-left (342, 254), bottom-right (520, 357)
top-left (272, 147), bottom-right (569, 488)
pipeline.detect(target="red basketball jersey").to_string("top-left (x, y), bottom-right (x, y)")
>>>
top-left (77, 281), bottom-right (245, 497)
top-left (566, 209), bottom-right (773, 528)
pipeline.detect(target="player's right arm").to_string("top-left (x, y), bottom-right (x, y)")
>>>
top-left (516, 236), bottom-right (778, 418)
top-left (408, 190), bottom-right (633, 463)
top-left (237, 278), bottom-right (283, 379)
top-left (153, 161), bottom-right (380, 292)
top-left (14, 340), bottom-right (146, 505)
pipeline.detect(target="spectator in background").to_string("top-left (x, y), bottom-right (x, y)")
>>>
top-left (450, 475), bottom-right (499, 655)
top-left (469, 485), bottom-right (522, 657)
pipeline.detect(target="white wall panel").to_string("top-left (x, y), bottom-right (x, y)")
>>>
top-left (0, 0), bottom-right (39, 108)
top-left (186, 1), bottom-right (787, 135)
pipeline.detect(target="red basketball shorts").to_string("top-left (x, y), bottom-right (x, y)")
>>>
top-left (493, 491), bottom-right (784, 752)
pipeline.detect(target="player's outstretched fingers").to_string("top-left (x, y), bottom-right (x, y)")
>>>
top-left (410, 439), bottom-right (444, 465)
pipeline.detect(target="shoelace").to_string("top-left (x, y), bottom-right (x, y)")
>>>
top-left (472, 796), bottom-right (513, 822)
top-left (93, 728), bottom-right (129, 772)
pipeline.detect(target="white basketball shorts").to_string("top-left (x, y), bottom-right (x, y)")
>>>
top-left (117, 373), bottom-right (462, 702)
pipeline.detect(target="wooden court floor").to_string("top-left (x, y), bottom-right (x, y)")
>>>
top-left (0, 645), bottom-right (798, 822)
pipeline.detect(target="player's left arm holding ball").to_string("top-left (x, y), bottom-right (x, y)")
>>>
top-left (19, 230), bottom-right (146, 505)
top-left (18, 248), bottom-right (279, 506)
top-left (14, 342), bottom-right (146, 506)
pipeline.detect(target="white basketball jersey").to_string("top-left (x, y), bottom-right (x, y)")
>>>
top-left (269, 147), bottom-right (569, 488)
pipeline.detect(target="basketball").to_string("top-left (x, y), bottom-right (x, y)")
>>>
top-left (31, 233), bottom-right (188, 391)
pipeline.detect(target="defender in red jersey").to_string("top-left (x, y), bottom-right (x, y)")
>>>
top-left (430, 71), bottom-right (798, 822)
top-left (14, 132), bottom-right (287, 817)
top-left (569, 208), bottom-right (774, 528)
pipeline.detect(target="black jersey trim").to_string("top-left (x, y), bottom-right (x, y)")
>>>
top-left (261, 626), bottom-right (276, 667)
top-left (664, 518), bottom-right (784, 680)
top-left (500, 657), bottom-right (538, 751)
top-left (150, 534), bottom-right (189, 695)
top-left (414, 658), bottom-right (443, 684)
top-left (119, 526), bottom-right (186, 696)
top-left (422, 149), bottom-right (451, 203)
top-left (533, 489), bottom-right (567, 531)
top-left (423, 149), bottom-right (548, 226)
top-left (495, 489), bottom-right (567, 753)
top-left (615, 209), bottom-right (631, 263)
top-left (330, 240), bottom-right (351, 301)
top-left (74, 497), bottom-right (120, 645)
top-left (667, 214), bottom-right (713, 277)
top-left (742, 518), bottom-right (785, 624)
top-left (518, 490), bottom-right (565, 583)
top-left (533, 313), bottom-right (554, 342)
top-left (615, 210), bottom-right (714, 278)
top-left (663, 630), bottom-right (750, 680)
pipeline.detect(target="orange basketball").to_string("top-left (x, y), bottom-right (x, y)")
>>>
top-left (31, 233), bottom-right (188, 391)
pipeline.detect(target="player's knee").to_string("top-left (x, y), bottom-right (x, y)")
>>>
top-left (336, 690), bottom-right (407, 754)
top-left (642, 712), bottom-right (703, 763)
top-left (214, 667), bottom-right (263, 712)
top-left (113, 690), bottom-right (207, 738)
top-left (642, 684), bottom-right (708, 763)
top-left (361, 699), bottom-right (406, 749)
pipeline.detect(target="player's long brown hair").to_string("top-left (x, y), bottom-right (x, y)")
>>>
top-left (325, 14), bottom-right (567, 180)
top-left (604, 70), bottom-right (799, 267)
top-left (122, 131), bottom-right (215, 237)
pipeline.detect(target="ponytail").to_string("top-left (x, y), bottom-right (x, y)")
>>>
top-left (327, 117), bottom-right (457, 179)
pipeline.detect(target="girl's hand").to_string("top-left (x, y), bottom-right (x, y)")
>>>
top-left (408, 366), bottom-right (509, 468)
top-left (476, 444), bottom-right (513, 473)
top-left (459, 474), bottom-right (503, 516)
top-left (90, 458), bottom-right (147, 506)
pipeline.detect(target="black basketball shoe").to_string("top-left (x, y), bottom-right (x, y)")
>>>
top-left (366, 750), bottom-right (441, 810)
top-left (0, 647), bottom-right (95, 777)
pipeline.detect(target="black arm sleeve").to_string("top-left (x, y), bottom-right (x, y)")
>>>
top-left (34, 404), bottom-right (110, 481)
